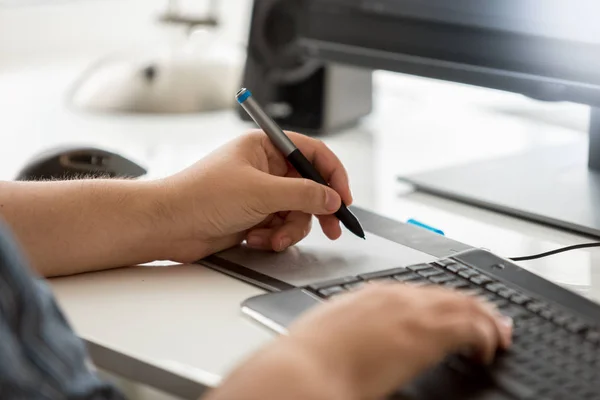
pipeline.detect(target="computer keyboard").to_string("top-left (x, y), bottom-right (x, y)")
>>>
top-left (304, 258), bottom-right (600, 400)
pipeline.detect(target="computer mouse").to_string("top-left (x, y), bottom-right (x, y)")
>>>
top-left (15, 146), bottom-right (147, 181)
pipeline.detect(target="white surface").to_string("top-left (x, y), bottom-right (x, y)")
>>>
top-left (3, 0), bottom-right (600, 393)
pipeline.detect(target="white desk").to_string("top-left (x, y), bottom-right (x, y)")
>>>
top-left (3, 61), bottom-right (600, 398)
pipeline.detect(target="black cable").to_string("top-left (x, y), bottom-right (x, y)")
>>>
top-left (510, 242), bottom-right (600, 262)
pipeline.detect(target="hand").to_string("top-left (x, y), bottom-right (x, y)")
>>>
top-left (154, 130), bottom-right (352, 262)
top-left (284, 283), bottom-right (513, 400)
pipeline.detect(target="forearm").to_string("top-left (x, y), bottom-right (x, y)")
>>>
top-left (203, 338), bottom-right (356, 400)
top-left (0, 179), bottom-right (167, 277)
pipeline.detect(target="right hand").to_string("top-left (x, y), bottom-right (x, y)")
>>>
top-left (286, 283), bottom-right (513, 400)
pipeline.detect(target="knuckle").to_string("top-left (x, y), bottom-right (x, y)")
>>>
top-left (465, 295), bottom-right (480, 310)
top-left (454, 294), bottom-right (478, 313)
top-left (250, 179), bottom-right (277, 214)
top-left (316, 139), bottom-right (329, 152)
top-left (362, 284), bottom-right (401, 306)
top-left (309, 181), bottom-right (327, 205)
top-left (430, 292), bottom-right (467, 314)
top-left (245, 129), bottom-right (265, 143)
top-left (465, 318), bottom-right (481, 337)
top-left (290, 216), bottom-right (313, 242)
top-left (445, 317), bottom-right (473, 345)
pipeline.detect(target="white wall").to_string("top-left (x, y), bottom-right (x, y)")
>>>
top-left (0, 0), bottom-right (252, 68)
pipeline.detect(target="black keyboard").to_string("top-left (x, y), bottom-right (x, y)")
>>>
top-left (304, 258), bottom-right (600, 400)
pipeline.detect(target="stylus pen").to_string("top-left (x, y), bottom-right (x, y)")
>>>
top-left (236, 88), bottom-right (365, 240)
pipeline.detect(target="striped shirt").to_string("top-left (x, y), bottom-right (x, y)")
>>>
top-left (0, 221), bottom-right (126, 400)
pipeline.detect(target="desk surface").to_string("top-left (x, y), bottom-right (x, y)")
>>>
top-left (3, 61), bottom-right (600, 397)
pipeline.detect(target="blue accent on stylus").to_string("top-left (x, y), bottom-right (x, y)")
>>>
top-left (407, 219), bottom-right (445, 236)
top-left (236, 88), bottom-right (252, 103)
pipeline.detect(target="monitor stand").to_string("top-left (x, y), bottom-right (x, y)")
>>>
top-left (398, 107), bottom-right (600, 238)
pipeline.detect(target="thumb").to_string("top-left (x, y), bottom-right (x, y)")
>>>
top-left (261, 176), bottom-right (342, 215)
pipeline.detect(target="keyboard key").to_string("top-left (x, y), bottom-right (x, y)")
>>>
top-left (510, 294), bottom-right (531, 305)
top-left (463, 288), bottom-right (485, 297)
top-left (539, 308), bottom-right (556, 320)
top-left (585, 330), bottom-right (600, 344)
top-left (309, 276), bottom-right (359, 291)
top-left (478, 292), bottom-right (498, 302)
top-left (563, 342), bottom-right (584, 358)
top-left (359, 267), bottom-right (408, 281)
top-left (490, 298), bottom-right (509, 308)
top-left (434, 259), bottom-right (457, 267)
top-left (470, 274), bottom-right (493, 286)
top-left (579, 389), bottom-right (599, 399)
top-left (526, 302), bottom-right (545, 313)
top-left (497, 288), bottom-right (519, 299)
top-left (407, 280), bottom-right (431, 287)
top-left (580, 367), bottom-right (597, 380)
top-left (367, 277), bottom-right (395, 284)
top-left (486, 282), bottom-right (508, 293)
top-left (489, 370), bottom-right (537, 399)
top-left (417, 268), bottom-right (444, 278)
top-left (344, 281), bottom-right (367, 291)
top-left (443, 279), bottom-right (470, 290)
top-left (393, 273), bottom-right (422, 283)
top-left (318, 286), bottom-right (346, 298)
top-left (446, 264), bottom-right (468, 273)
top-left (552, 314), bottom-right (572, 327)
top-left (501, 305), bottom-right (530, 320)
top-left (458, 269), bottom-right (479, 279)
top-left (581, 352), bottom-right (596, 363)
top-left (428, 274), bottom-right (455, 284)
top-left (407, 264), bottom-right (434, 272)
top-left (565, 319), bottom-right (589, 334)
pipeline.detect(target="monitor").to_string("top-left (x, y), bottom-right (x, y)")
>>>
top-left (296, 0), bottom-right (600, 238)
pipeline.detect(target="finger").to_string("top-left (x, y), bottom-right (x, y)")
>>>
top-left (246, 214), bottom-right (287, 249)
top-left (451, 316), bottom-right (498, 365)
top-left (444, 297), bottom-right (502, 365)
top-left (285, 132), bottom-right (353, 205)
top-left (252, 214), bottom-right (278, 230)
top-left (256, 174), bottom-right (341, 216)
top-left (488, 308), bottom-right (513, 350)
top-left (464, 292), bottom-right (513, 350)
top-left (497, 317), bottom-right (513, 349)
top-left (470, 300), bottom-right (504, 364)
top-left (471, 296), bottom-right (513, 350)
top-left (317, 215), bottom-right (342, 240)
top-left (270, 212), bottom-right (313, 252)
top-left (245, 228), bottom-right (276, 250)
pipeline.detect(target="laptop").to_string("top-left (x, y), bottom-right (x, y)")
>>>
top-left (200, 207), bottom-right (600, 399)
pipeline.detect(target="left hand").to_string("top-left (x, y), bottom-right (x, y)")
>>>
top-left (153, 130), bottom-right (353, 263)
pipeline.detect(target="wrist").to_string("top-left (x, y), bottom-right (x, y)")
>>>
top-left (208, 337), bottom-right (358, 400)
top-left (142, 177), bottom-right (215, 263)
top-left (275, 337), bottom-right (360, 400)
top-left (110, 179), bottom-right (176, 265)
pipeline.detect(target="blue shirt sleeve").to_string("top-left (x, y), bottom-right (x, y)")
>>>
top-left (0, 221), bottom-right (126, 400)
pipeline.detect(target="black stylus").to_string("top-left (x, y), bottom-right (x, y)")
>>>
top-left (236, 88), bottom-right (365, 239)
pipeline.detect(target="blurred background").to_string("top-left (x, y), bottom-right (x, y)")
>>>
top-left (3, 1), bottom-right (600, 398)
top-left (1, 0), bottom-right (597, 294)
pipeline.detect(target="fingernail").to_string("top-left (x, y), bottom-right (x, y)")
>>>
top-left (247, 235), bottom-right (265, 248)
top-left (501, 316), bottom-right (513, 328)
top-left (278, 237), bottom-right (292, 251)
top-left (325, 190), bottom-right (338, 212)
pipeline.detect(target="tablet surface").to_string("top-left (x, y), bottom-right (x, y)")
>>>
top-left (216, 228), bottom-right (436, 287)
top-left (201, 208), bottom-right (473, 290)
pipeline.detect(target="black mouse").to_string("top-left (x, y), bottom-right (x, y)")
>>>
top-left (15, 146), bottom-right (147, 181)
